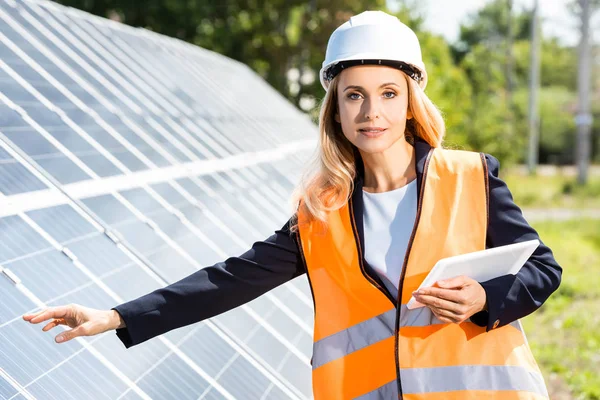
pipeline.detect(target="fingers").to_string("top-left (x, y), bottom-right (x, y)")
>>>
top-left (435, 275), bottom-right (473, 289)
top-left (415, 287), bottom-right (466, 304)
top-left (430, 306), bottom-right (466, 324)
top-left (23, 305), bottom-right (73, 324)
top-left (56, 324), bottom-right (88, 344)
top-left (42, 318), bottom-right (66, 332)
top-left (413, 293), bottom-right (462, 314)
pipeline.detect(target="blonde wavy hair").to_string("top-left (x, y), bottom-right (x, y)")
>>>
top-left (290, 71), bottom-right (445, 233)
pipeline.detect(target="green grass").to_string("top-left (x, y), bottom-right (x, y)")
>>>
top-left (503, 172), bottom-right (600, 209)
top-left (522, 218), bottom-right (600, 399)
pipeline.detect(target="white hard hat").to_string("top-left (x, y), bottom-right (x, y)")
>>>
top-left (319, 10), bottom-right (427, 91)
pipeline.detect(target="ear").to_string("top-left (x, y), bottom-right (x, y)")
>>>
top-left (407, 108), bottom-right (413, 120)
top-left (334, 112), bottom-right (341, 123)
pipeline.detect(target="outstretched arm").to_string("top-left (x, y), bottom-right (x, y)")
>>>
top-left (112, 218), bottom-right (304, 348)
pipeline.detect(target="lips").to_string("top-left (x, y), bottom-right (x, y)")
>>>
top-left (358, 128), bottom-right (387, 138)
top-left (359, 127), bottom-right (386, 132)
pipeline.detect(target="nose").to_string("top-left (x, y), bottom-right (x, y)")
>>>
top-left (363, 98), bottom-right (381, 120)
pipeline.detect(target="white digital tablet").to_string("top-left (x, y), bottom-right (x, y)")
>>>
top-left (406, 239), bottom-right (540, 310)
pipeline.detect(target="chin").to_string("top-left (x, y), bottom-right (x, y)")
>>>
top-left (353, 139), bottom-right (396, 154)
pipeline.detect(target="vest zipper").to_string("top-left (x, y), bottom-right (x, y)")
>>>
top-left (349, 197), bottom-right (397, 305)
top-left (394, 148), bottom-right (434, 399)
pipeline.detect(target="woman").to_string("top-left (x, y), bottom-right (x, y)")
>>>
top-left (23, 10), bottom-right (561, 399)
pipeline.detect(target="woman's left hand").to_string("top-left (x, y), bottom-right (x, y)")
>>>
top-left (412, 275), bottom-right (487, 324)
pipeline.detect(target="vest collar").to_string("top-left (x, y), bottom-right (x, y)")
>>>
top-left (351, 136), bottom-right (433, 237)
top-left (350, 136), bottom-right (434, 302)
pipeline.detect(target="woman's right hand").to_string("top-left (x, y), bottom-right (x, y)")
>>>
top-left (22, 304), bottom-right (125, 344)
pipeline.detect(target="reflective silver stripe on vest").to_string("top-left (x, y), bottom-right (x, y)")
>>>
top-left (354, 379), bottom-right (398, 400)
top-left (401, 365), bottom-right (548, 397)
top-left (311, 308), bottom-right (395, 369)
top-left (313, 305), bottom-right (524, 369)
top-left (399, 304), bottom-right (523, 332)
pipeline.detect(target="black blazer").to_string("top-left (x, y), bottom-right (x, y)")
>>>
top-left (112, 138), bottom-right (562, 348)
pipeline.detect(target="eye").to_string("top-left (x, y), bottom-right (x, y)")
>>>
top-left (347, 93), bottom-right (362, 100)
top-left (383, 91), bottom-right (397, 99)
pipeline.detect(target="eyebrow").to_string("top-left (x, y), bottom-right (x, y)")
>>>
top-left (343, 82), bottom-right (400, 92)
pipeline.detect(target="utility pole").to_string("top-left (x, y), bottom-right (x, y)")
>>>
top-left (527, 0), bottom-right (541, 174)
top-left (575, 0), bottom-right (593, 185)
top-left (506, 0), bottom-right (514, 141)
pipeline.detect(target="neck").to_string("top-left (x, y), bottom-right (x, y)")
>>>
top-left (360, 138), bottom-right (417, 193)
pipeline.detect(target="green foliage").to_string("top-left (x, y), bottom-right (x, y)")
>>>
top-left (504, 171), bottom-right (600, 208)
top-left (54, 0), bottom-right (599, 166)
top-left (523, 218), bottom-right (600, 399)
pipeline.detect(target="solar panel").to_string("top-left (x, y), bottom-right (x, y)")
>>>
top-left (0, 0), bottom-right (317, 398)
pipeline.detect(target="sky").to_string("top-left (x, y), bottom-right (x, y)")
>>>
top-left (387, 0), bottom-right (599, 47)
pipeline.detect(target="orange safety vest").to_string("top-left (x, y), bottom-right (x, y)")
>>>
top-left (297, 148), bottom-right (549, 399)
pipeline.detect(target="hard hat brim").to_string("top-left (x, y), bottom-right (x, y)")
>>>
top-left (320, 56), bottom-right (427, 91)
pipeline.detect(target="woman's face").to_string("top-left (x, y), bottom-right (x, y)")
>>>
top-left (335, 65), bottom-right (412, 155)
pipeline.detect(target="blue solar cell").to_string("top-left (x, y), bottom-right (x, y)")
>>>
top-left (26, 349), bottom-right (130, 400)
top-left (218, 357), bottom-right (273, 399)
top-left (104, 122), bottom-right (172, 167)
top-left (0, 158), bottom-right (48, 195)
top-left (0, 1), bottom-right (316, 398)
top-left (43, 125), bottom-right (123, 177)
top-left (0, 77), bottom-right (40, 105)
top-left (81, 193), bottom-right (198, 281)
top-left (137, 354), bottom-right (212, 400)
top-left (149, 182), bottom-right (188, 205)
top-left (3, 130), bottom-right (93, 184)
top-left (7, 251), bottom-right (90, 303)
top-left (80, 194), bottom-right (133, 225)
top-left (0, 374), bottom-right (19, 400)
top-left (26, 204), bottom-right (96, 243)
top-left (0, 147), bottom-right (47, 194)
top-left (0, 215), bottom-right (51, 263)
top-left (0, 102), bottom-right (25, 128)
top-left (0, 273), bottom-right (36, 323)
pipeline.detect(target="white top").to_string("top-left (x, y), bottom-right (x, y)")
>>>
top-left (362, 179), bottom-right (418, 299)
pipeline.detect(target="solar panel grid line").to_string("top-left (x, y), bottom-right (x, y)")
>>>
top-left (0, 89), bottom-right (98, 182)
top-left (2, 265), bottom-right (145, 399)
top-left (40, 0), bottom-right (234, 71)
top-left (0, 131), bottom-right (51, 192)
top-left (35, 4), bottom-right (195, 120)
top-left (5, 209), bottom-right (244, 399)
top-left (0, 8), bottom-right (183, 172)
top-left (5, 284), bottom-right (154, 400)
top-left (71, 185), bottom-right (312, 395)
top-left (2, 1), bottom-right (319, 397)
top-left (88, 23), bottom-right (229, 119)
top-left (261, 293), bottom-right (311, 335)
top-left (0, 7), bottom-right (136, 117)
top-left (110, 326), bottom-right (233, 400)
top-left (143, 117), bottom-right (212, 162)
top-left (246, 188), bottom-right (290, 222)
top-left (29, 4), bottom-right (182, 120)
top-left (131, 27), bottom-right (281, 122)
top-left (0, 367), bottom-right (36, 400)
top-left (116, 184), bottom-right (314, 370)
top-left (234, 306), bottom-right (310, 366)
top-left (184, 321), bottom-right (305, 400)
top-left (0, 73), bottom-right (132, 181)
top-left (14, 4), bottom-right (150, 117)
top-left (18, 212), bottom-right (127, 301)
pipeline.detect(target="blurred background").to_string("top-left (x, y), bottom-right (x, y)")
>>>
top-left (1, 0), bottom-right (598, 399)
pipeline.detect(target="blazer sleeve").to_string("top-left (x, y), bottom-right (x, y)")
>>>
top-left (469, 154), bottom-right (562, 331)
top-left (111, 218), bottom-right (305, 348)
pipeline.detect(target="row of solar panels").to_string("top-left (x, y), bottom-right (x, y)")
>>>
top-left (0, 0), bottom-right (317, 399)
